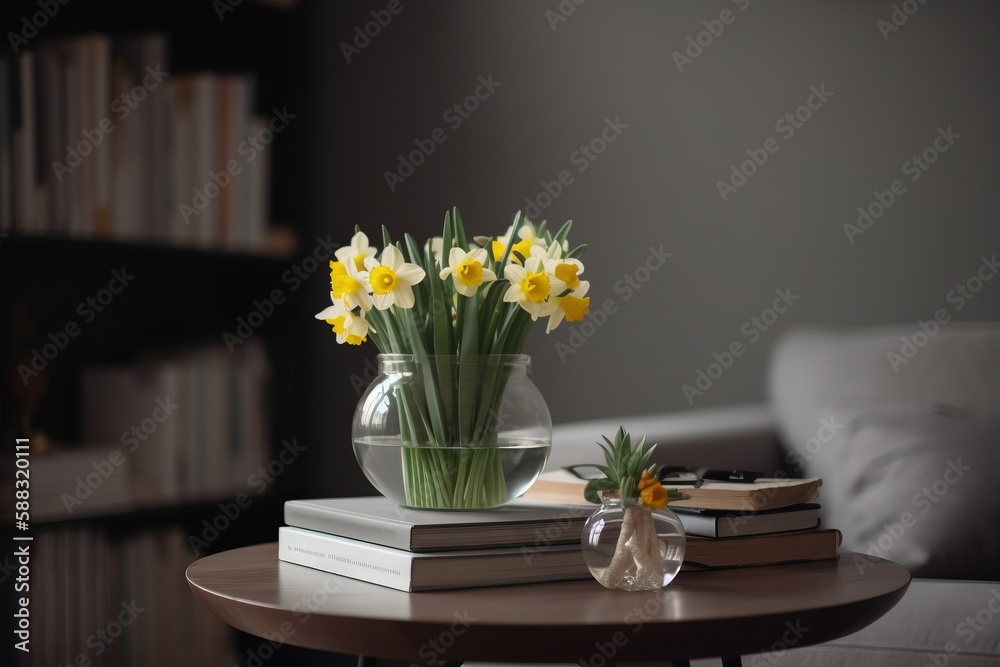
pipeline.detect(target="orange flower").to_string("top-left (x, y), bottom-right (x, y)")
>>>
top-left (637, 469), bottom-right (658, 491)
top-left (640, 481), bottom-right (668, 509)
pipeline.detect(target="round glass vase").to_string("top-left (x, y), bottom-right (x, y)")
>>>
top-left (352, 354), bottom-right (552, 510)
top-left (582, 491), bottom-right (686, 591)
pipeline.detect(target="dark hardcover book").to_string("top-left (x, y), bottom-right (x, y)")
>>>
top-left (682, 528), bottom-right (841, 570)
top-left (673, 503), bottom-right (821, 538)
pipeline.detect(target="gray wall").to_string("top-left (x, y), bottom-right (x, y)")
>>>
top-left (305, 0), bottom-right (1000, 426)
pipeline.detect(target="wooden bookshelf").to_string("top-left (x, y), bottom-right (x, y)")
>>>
top-left (0, 1), bottom-right (308, 665)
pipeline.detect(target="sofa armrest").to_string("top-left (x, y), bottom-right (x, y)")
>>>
top-left (547, 403), bottom-right (787, 474)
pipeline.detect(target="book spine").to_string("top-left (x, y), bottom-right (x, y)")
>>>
top-left (283, 503), bottom-right (414, 551)
top-left (278, 527), bottom-right (413, 592)
top-left (673, 511), bottom-right (721, 538)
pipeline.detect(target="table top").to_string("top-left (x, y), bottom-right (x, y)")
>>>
top-left (186, 543), bottom-right (910, 663)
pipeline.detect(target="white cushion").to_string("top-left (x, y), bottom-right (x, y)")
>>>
top-left (767, 323), bottom-right (1000, 579)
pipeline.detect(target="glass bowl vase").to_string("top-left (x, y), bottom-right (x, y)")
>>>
top-left (352, 354), bottom-right (552, 509)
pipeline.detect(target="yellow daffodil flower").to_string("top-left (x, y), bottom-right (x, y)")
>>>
top-left (439, 247), bottom-right (497, 297)
top-left (334, 231), bottom-right (377, 273)
top-left (545, 281), bottom-right (590, 333)
top-left (363, 245), bottom-right (426, 310)
top-left (329, 260), bottom-right (372, 312)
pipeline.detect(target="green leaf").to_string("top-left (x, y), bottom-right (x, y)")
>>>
top-left (442, 211), bottom-right (454, 267)
top-left (452, 207), bottom-right (468, 250)
top-left (552, 219), bottom-right (573, 248)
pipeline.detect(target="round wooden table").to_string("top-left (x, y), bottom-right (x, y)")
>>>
top-left (186, 543), bottom-right (910, 665)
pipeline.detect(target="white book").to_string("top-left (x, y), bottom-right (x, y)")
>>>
top-left (278, 526), bottom-right (590, 592)
top-left (284, 495), bottom-right (589, 552)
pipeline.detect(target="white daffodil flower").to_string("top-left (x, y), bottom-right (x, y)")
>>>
top-left (503, 254), bottom-right (562, 320)
top-left (314, 298), bottom-right (374, 345)
top-left (329, 260), bottom-right (373, 312)
top-left (439, 247), bottom-right (497, 297)
top-left (334, 231), bottom-right (377, 273)
top-left (429, 236), bottom-right (443, 265)
top-left (544, 257), bottom-right (585, 292)
top-left (545, 281), bottom-right (590, 333)
top-left (491, 222), bottom-right (546, 264)
top-left (363, 245), bottom-right (427, 310)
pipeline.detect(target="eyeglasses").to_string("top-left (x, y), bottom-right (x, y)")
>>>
top-left (563, 465), bottom-right (704, 486)
top-left (563, 465), bottom-right (767, 486)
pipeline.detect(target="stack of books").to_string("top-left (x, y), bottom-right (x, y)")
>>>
top-left (278, 497), bottom-right (594, 592)
top-left (523, 470), bottom-right (840, 570)
top-left (280, 476), bottom-right (839, 591)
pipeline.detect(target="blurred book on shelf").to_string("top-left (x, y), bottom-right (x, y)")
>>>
top-left (33, 524), bottom-right (238, 667)
top-left (3, 339), bottom-right (272, 524)
top-left (80, 340), bottom-right (271, 506)
top-left (0, 32), bottom-right (291, 254)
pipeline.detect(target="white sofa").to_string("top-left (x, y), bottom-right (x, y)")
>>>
top-left (480, 323), bottom-right (1000, 665)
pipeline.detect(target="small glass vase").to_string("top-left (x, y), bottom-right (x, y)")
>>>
top-left (352, 354), bottom-right (551, 509)
top-left (582, 491), bottom-right (686, 590)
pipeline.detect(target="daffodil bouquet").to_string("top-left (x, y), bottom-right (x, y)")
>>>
top-left (316, 208), bottom-right (589, 508)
